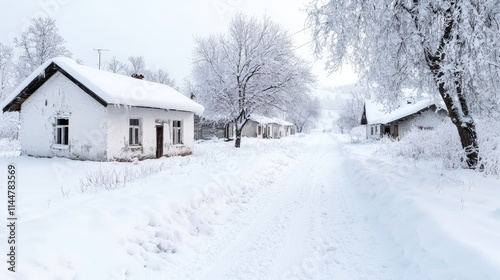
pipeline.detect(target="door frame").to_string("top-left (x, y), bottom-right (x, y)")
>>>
top-left (156, 125), bottom-right (164, 159)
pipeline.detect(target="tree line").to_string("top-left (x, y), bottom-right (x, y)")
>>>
top-left (0, 17), bottom-right (177, 102)
top-left (1, 15), bottom-right (321, 147)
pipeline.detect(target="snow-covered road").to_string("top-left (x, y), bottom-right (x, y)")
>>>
top-left (3, 132), bottom-right (500, 279)
top-left (166, 134), bottom-right (399, 279)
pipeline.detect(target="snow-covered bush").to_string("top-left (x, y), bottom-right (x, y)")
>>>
top-left (477, 119), bottom-right (500, 177)
top-left (0, 112), bottom-right (20, 139)
top-left (377, 117), bottom-right (500, 175)
top-left (79, 161), bottom-right (168, 192)
top-left (348, 125), bottom-right (365, 143)
top-left (377, 119), bottom-right (465, 169)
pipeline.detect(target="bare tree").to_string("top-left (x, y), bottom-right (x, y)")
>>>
top-left (0, 43), bottom-right (14, 101)
top-left (14, 17), bottom-right (71, 80)
top-left (307, 1), bottom-right (500, 168)
top-left (106, 56), bottom-right (128, 74)
top-left (287, 96), bottom-right (321, 133)
top-left (128, 56), bottom-right (146, 76)
top-left (146, 68), bottom-right (176, 88)
top-left (182, 78), bottom-right (198, 99)
top-left (192, 14), bottom-right (315, 147)
top-left (337, 91), bottom-right (364, 134)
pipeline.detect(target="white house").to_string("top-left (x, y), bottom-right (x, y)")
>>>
top-left (360, 99), bottom-right (447, 139)
top-left (241, 115), bottom-right (295, 139)
top-left (1, 57), bottom-right (204, 161)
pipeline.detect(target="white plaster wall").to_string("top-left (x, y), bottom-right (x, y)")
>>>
top-left (366, 124), bottom-right (381, 139)
top-left (20, 73), bottom-right (107, 160)
top-left (106, 106), bottom-right (194, 160)
top-left (241, 121), bottom-right (259, 138)
top-left (399, 109), bottom-right (446, 136)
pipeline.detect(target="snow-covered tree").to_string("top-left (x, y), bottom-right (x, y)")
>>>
top-left (106, 56), bottom-right (128, 74)
top-left (307, 0), bottom-right (500, 168)
top-left (192, 14), bottom-right (315, 147)
top-left (106, 55), bottom-right (177, 87)
top-left (14, 17), bottom-right (71, 80)
top-left (287, 96), bottom-right (320, 133)
top-left (0, 43), bottom-right (14, 101)
top-left (146, 68), bottom-right (176, 88)
top-left (337, 91), bottom-right (365, 134)
top-left (128, 56), bottom-right (146, 76)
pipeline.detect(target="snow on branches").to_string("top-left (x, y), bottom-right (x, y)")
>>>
top-left (307, 0), bottom-right (500, 168)
top-left (192, 13), bottom-right (315, 147)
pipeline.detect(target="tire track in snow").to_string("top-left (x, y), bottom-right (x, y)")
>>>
top-left (168, 134), bottom-right (401, 279)
top-left (197, 137), bottom-right (322, 279)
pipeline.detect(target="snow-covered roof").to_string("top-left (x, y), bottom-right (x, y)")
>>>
top-left (364, 99), bottom-right (443, 124)
top-left (271, 117), bottom-right (294, 126)
top-left (2, 57), bottom-right (204, 115)
top-left (249, 115), bottom-right (294, 126)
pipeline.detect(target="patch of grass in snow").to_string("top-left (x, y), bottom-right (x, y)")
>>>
top-left (79, 161), bottom-right (169, 192)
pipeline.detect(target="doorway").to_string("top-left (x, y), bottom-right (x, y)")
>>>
top-left (156, 125), bottom-right (164, 159)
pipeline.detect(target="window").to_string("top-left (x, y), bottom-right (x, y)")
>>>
top-left (226, 123), bottom-right (234, 138)
top-left (129, 119), bottom-right (140, 146)
top-left (56, 118), bottom-right (69, 145)
top-left (172, 120), bottom-right (183, 145)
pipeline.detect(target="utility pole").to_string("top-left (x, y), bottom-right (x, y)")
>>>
top-left (93, 48), bottom-right (110, 69)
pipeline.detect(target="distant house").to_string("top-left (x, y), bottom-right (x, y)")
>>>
top-left (194, 115), bottom-right (234, 141)
top-left (360, 99), bottom-right (447, 139)
top-left (241, 115), bottom-right (296, 139)
top-left (1, 57), bottom-right (204, 161)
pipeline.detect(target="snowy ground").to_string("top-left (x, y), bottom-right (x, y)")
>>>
top-left (1, 133), bottom-right (499, 279)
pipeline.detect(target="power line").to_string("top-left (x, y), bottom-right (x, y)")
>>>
top-left (292, 39), bottom-right (314, 51)
top-left (288, 27), bottom-right (307, 37)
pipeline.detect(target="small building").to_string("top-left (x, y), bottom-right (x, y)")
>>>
top-left (194, 115), bottom-right (234, 141)
top-left (241, 115), bottom-right (295, 139)
top-left (1, 57), bottom-right (204, 161)
top-left (360, 99), bottom-right (447, 139)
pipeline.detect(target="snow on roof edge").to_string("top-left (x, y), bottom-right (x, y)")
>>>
top-left (365, 99), bottom-right (444, 125)
top-left (250, 115), bottom-right (295, 126)
top-left (2, 57), bottom-right (205, 115)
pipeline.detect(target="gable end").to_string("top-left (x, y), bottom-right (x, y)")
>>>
top-left (3, 62), bottom-right (108, 112)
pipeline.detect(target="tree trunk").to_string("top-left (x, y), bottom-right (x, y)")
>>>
top-left (406, 1), bottom-right (479, 169)
top-left (434, 78), bottom-right (479, 168)
top-left (426, 53), bottom-right (479, 168)
top-left (421, 5), bottom-right (479, 169)
top-left (235, 128), bottom-right (242, 148)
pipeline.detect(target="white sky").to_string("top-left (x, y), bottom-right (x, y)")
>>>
top-left (0, 0), bottom-right (357, 89)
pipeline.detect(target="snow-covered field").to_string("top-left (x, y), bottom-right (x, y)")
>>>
top-left (1, 133), bottom-right (499, 279)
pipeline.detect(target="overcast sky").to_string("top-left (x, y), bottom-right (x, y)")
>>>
top-left (0, 0), bottom-right (357, 89)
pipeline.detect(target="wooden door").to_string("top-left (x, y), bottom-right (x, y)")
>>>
top-left (156, 125), bottom-right (164, 159)
top-left (394, 125), bottom-right (399, 138)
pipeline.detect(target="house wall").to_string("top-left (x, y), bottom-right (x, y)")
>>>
top-left (271, 124), bottom-right (280, 138)
top-left (398, 109), bottom-right (447, 136)
top-left (366, 124), bottom-right (382, 139)
top-left (106, 106), bottom-right (194, 160)
top-left (241, 120), bottom-right (259, 138)
top-left (19, 73), bottom-right (108, 160)
top-left (193, 115), bottom-right (226, 140)
top-left (366, 108), bottom-right (446, 140)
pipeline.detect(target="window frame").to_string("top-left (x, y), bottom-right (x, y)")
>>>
top-left (172, 120), bottom-right (183, 145)
top-left (129, 118), bottom-right (141, 146)
top-left (55, 118), bottom-right (69, 145)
